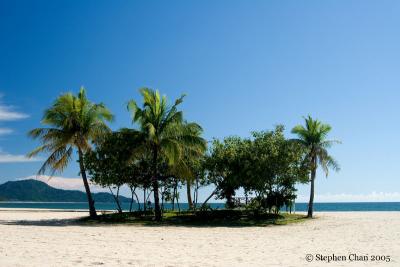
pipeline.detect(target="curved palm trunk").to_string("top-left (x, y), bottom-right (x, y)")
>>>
top-left (186, 182), bottom-right (193, 210)
top-left (307, 157), bottom-right (317, 218)
top-left (78, 148), bottom-right (97, 218)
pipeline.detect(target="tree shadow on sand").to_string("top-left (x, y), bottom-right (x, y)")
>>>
top-left (0, 211), bottom-right (308, 228)
top-left (0, 218), bottom-right (84, 227)
top-left (79, 210), bottom-right (308, 228)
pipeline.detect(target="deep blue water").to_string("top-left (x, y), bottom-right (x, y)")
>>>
top-left (0, 202), bottom-right (400, 211)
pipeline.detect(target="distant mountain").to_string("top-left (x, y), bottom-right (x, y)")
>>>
top-left (0, 179), bottom-right (132, 203)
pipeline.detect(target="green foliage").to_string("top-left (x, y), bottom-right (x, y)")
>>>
top-left (127, 88), bottom-right (207, 220)
top-left (27, 88), bottom-right (340, 220)
top-left (27, 87), bottom-right (114, 217)
top-left (127, 88), bottom-right (207, 168)
top-left (27, 87), bottom-right (113, 175)
top-left (206, 126), bottom-right (308, 211)
top-left (84, 129), bottom-right (152, 212)
top-left (245, 126), bottom-right (309, 199)
top-left (291, 115), bottom-right (340, 217)
top-left (205, 136), bottom-right (244, 208)
top-left (291, 115), bottom-right (340, 176)
top-left (85, 129), bottom-right (147, 188)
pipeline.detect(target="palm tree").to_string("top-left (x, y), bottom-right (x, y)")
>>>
top-left (127, 88), bottom-right (206, 220)
top-left (166, 121), bottom-right (206, 210)
top-left (291, 115), bottom-right (340, 218)
top-left (27, 88), bottom-right (113, 218)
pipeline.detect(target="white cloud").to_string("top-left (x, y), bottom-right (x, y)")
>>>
top-left (0, 105), bottom-right (28, 121)
top-left (296, 192), bottom-right (400, 202)
top-left (0, 128), bottom-right (13, 135)
top-left (22, 175), bottom-right (109, 193)
top-left (0, 152), bottom-right (42, 163)
top-left (0, 94), bottom-right (32, 162)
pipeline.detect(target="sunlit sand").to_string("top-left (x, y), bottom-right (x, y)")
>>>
top-left (0, 210), bottom-right (399, 266)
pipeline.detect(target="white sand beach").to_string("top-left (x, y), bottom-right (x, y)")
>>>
top-left (0, 210), bottom-right (399, 267)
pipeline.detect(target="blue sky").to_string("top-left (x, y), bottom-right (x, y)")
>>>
top-left (1, 1), bottom-right (400, 202)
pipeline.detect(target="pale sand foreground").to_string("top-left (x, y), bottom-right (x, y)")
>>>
top-left (0, 210), bottom-right (399, 267)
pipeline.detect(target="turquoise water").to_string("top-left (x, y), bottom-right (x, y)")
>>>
top-left (294, 202), bottom-right (400, 211)
top-left (0, 202), bottom-right (224, 211)
top-left (0, 202), bottom-right (399, 211)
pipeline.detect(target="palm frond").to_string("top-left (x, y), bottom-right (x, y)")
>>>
top-left (28, 88), bottom-right (113, 176)
top-left (292, 115), bottom-right (340, 178)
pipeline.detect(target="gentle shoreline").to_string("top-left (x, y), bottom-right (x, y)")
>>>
top-left (0, 210), bottom-right (399, 266)
top-left (0, 208), bottom-right (108, 213)
top-left (2, 208), bottom-right (400, 213)
top-left (1, 201), bottom-right (399, 212)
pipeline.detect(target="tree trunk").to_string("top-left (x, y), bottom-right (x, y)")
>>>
top-left (226, 195), bottom-right (234, 209)
top-left (307, 157), bottom-right (317, 218)
top-left (194, 177), bottom-right (199, 209)
top-left (152, 148), bottom-right (161, 221)
top-left (78, 148), bottom-right (97, 218)
top-left (143, 188), bottom-right (146, 211)
top-left (187, 181), bottom-right (193, 210)
top-left (129, 186), bottom-right (135, 212)
top-left (153, 180), bottom-right (161, 220)
top-left (133, 190), bottom-right (141, 211)
top-left (176, 194), bottom-right (181, 212)
top-left (130, 186), bottom-right (140, 212)
top-left (172, 182), bottom-right (176, 210)
top-left (201, 189), bottom-right (216, 209)
top-left (116, 186), bottom-right (122, 213)
top-left (146, 190), bottom-right (153, 202)
top-left (161, 187), bottom-right (165, 213)
top-left (109, 186), bottom-right (122, 213)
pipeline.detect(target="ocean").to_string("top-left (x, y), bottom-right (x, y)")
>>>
top-left (0, 202), bottom-right (399, 211)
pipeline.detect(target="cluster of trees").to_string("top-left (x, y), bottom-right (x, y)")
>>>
top-left (204, 126), bottom-right (309, 211)
top-left (28, 87), bottom-right (339, 220)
